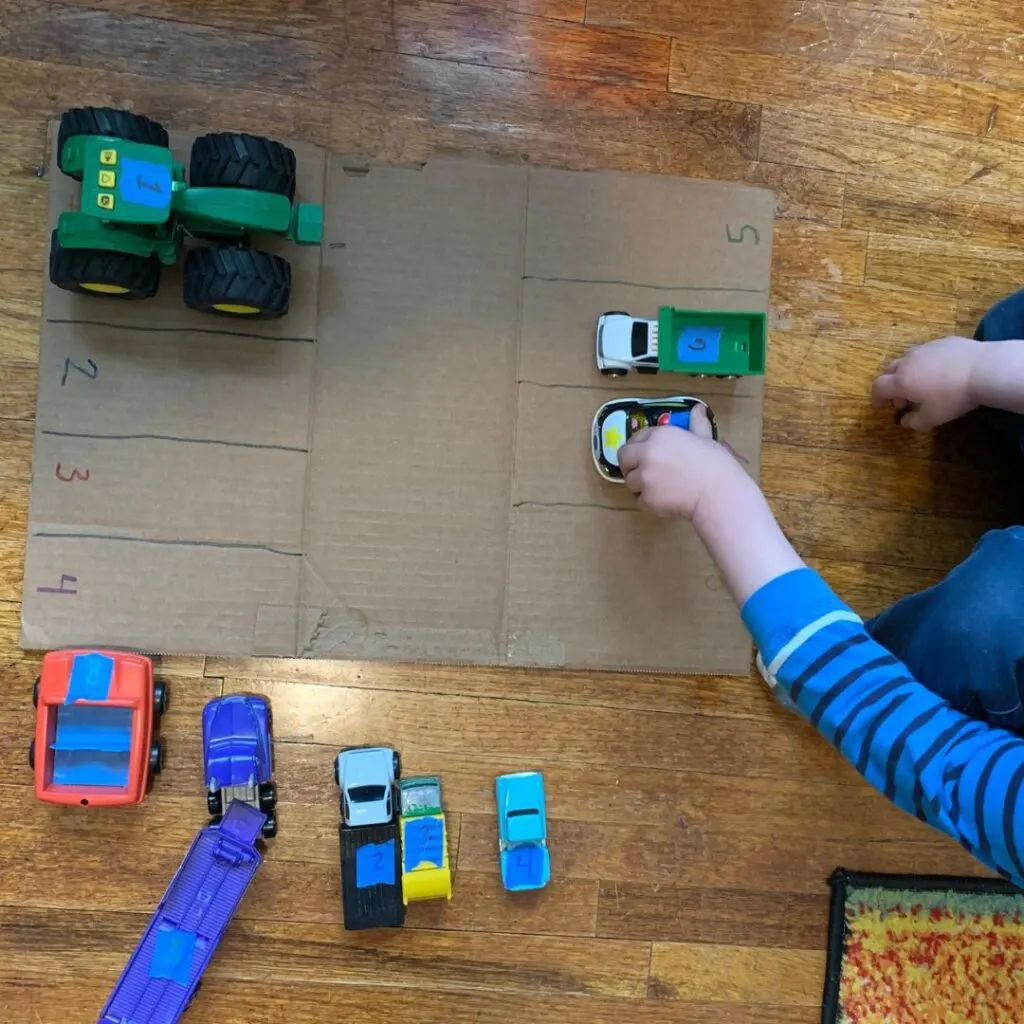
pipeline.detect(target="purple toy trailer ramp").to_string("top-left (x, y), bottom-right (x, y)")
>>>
top-left (98, 801), bottom-right (266, 1024)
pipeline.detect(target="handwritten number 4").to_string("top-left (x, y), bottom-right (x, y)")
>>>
top-left (61, 357), bottom-right (98, 387)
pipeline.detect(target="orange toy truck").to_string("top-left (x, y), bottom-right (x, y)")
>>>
top-left (31, 649), bottom-right (167, 807)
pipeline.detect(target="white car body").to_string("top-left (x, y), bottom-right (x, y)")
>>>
top-left (596, 312), bottom-right (659, 375)
top-left (336, 746), bottom-right (397, 827)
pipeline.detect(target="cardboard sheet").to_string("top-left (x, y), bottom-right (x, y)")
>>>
top-left (23, 136), bottom-right (774, 673)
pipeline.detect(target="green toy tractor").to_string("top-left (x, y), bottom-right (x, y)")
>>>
top-left (49, 107), bottom-right (323, 319)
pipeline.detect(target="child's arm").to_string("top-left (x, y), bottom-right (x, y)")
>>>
top-left (872, 335), bottom-right (1024, 429)
top-left (619, 418), bottom-right (1024, 883)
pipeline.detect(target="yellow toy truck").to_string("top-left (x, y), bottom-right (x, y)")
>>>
top-left (399, 775), bottom-right (452, 904)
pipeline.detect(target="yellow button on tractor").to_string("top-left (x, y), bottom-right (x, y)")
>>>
top-left (97, 192), bottom-right (115, 210)
top-left (98, 170), bottom-right (116, 188)
top-left (99, 149), bottom-right (118, 165)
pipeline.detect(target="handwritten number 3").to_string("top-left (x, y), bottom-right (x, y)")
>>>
top-left (61, 357), bottom-right (98, 387)
top-left (55, 463), bottom-right (90, 483)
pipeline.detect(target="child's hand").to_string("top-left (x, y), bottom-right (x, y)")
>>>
top-left (617, 405), bottom-right (747, 519)
top-left (871, 336), bottom-right (984, 430)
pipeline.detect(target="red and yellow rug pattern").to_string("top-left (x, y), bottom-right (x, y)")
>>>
top-left (823, 870), bottom-right (1024, 1024)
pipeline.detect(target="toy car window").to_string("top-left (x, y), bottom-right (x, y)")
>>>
top-left (507, 808), bottom-right (537, 818)
top-left (630, 321), bottom-right (648, 358)
top-left (402, 784), bottom-right (438, 813)
top-left (349, 784), bottom-right (386, 803)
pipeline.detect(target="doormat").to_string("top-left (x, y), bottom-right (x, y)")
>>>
top-left (822, 869), bottom-right (1024, 1023)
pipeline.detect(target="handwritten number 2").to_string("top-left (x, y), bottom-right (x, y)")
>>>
top-left (61, 357), bottom-right (98, 387)
top-left (55, 463), bottom-right (90, 482)
top-left (725, 224), bottom-right (760, 246)
top-left (373, 849), bottom-right (383, 869)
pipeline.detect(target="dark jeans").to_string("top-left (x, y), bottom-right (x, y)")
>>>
top-left (866, 289), bottom-right (1024, 733)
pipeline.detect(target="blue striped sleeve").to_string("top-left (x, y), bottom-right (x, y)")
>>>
top-left (742, 567), bottom-right (1024, 884)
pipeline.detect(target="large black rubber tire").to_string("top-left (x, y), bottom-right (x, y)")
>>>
top-left (182, 246), bottom-right (291, 319)
top-left (149, 739), bottom-right (164, 777)
top-left (207, 790), bottom-right (224, 816)
top-left (57, 107), bottom-right (169, 179)
top-left (28, 741), bottom-right (35, 770)
top-left (189, 133), bottom-right (297, 200)
top-left (49, 231), bottom-right (161, 299)
top-left (32, 679), bottom-right (40, 708)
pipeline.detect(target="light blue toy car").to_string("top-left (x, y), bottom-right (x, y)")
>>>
top-left (495, 771), bottom-right (550, 891)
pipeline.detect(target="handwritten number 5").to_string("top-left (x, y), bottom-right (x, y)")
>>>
top-left (726, 224), bottom-right (760, 246)
top-left (61, 357), bottom-right (98, 387)
top-left (55, 463), bottom-right (90, 483)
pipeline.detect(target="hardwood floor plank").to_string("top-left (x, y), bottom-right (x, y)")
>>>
top-left (774, 496), bottom-right (986, 571)
top-left (330, 51), bottom-right (760, 175)
top-left (648, 941), bottom-right (823, 1005)
top-left (742, 162), bottom-right (845, 226)
top-left (265, 742), bottom-right (939, 844)
top-left (810, 557), bottom-right (944, 618)
top-left (596, 882), bottom-right (830, 949)
top-left (218, 678), bottom-right (851, 779)
top-left (761, 108), bottom-right (1024, 192)
top-left (212, 657), bottom-right (750, 715)
top-left (865, 234), bottom-right (1024, 301)
top-left (772, 222), bottom-right (867, 286)
top-left (456, 812), bottom-right (987, 890)
top-left (768, 282), bottom-right (956, 398)
top-left (0, 488), bottom-right (27, 602)
top-left (0, 1), bottom-right (334, 96)
top-left (55, 0), bottom-right (347, 40)
top-left (670, 37), bottom-right (1024, 142)
top-left (0, 906), bottom-right (652, 998)
top-left (843, 174), bottom-right (1024, 249)
top-left (588, 0), bottom-right (1024, 89)
top-left (0, 976), bottom-right (820, 1024)
top-left (0, 56), bottom-right (333, 144)
top-left (390, 0), bottom-right (670, 86)
top-left (762, 440), bottom-right (1005, 520)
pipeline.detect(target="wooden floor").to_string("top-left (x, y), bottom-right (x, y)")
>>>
top-left (0, 1), bottom-right (1017, 1021)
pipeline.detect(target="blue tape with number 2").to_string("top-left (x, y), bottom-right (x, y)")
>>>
top-left (355, 840), bottom-right (396, 888)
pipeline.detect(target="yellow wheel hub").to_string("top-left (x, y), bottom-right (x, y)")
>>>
top-left (213, 303), bottom-right (261, 315)
top-left (80, 283), bottom-right (130, 295)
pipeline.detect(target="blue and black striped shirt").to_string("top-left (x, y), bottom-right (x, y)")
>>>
top-left (743, 567), bottom-right (1024, 884)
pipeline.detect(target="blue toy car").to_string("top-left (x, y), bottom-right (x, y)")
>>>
top-left (495, 771), bottom-right (550, 892)
top-left (201, 694), bottom-right (277, 839)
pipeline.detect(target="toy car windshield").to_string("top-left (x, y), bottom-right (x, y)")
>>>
top-left (350, 784), bottom-right (387, 802)
top-left (592, 396), bottom-right (717, 483)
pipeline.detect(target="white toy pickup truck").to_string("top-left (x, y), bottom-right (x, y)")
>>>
top-left (595, 311), bottom-right (659, 376)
